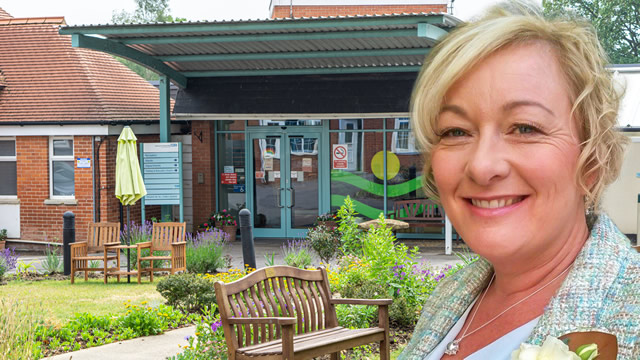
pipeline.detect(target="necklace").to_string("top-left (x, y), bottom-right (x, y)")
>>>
top-left (444, 264), bottom-right (573, 356)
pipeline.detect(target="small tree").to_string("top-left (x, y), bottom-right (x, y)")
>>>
top-left (336, 196), bottom-right (363, 256)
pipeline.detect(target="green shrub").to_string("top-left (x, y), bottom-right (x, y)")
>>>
top-left (336, 196), bottom-right (363, 256)
top-left (0, 256), bottom-right (7, 281)
top-left (169, 305), bottom-right (227, 360)
top-left (306, 225), bottom-right (340, 264)
top-left (281, 239), bottom-right (314, 269)
top-left (335, 304), bottom-right (377, 329)
top-left (185, 229), bottom-right (229, 274)
top-left (41, 245), bottom-right (62, 275)
top-left (156, 273), bottom-right (217, 314)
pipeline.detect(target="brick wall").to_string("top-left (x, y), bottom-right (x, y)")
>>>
top-left (16, 136), bottom-right (94, 243)
top-left (272, 4), bottom-right (447, 18)
top-left (191, 121), bottom-right (216, 228)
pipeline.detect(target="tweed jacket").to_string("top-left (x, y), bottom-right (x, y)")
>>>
top-left (400, 214), bottom-right (640, 359)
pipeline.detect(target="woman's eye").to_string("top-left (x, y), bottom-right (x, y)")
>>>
top-left (440, 128), bottom-right (467, 137)
top-left (513, 124), bottom-right (538, 135)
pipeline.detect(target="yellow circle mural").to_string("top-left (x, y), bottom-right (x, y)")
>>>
top-left (371, 151), bottom-right (400, 180)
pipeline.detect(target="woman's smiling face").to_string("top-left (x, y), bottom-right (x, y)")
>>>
top-left (431, 42), bottom-right (587, 261)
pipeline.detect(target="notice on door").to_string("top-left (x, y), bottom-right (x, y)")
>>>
top-left (332, 144), bottom-right (348, 169)
top-left (302, 158), bottom-right (313, 172)
top-left (264, 158), bottom-right (273, 171)
top-left (221, 173), bottom-right (237, 184)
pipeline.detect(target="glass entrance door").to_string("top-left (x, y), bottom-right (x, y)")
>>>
top-left (249, 129), bottom-right (322, 238)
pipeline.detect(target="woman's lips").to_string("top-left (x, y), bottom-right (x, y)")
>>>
top-left (469, 196), bottom-right (525, 209)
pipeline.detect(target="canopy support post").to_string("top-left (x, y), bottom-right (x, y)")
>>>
top-left (160, 76), bottom-right (173, 221)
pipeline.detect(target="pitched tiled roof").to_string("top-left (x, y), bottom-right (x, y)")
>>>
top-left (0, 7), bottom-right (12, 19)
top-left (0, 17), bottom-right (166, 123)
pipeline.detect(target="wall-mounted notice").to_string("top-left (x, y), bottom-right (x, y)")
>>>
top-left (223, 166), bottom-right (234, 173)
top-left (141, 142), bottom-right (182, 206)
top-left (77, 158), bottom-right (91, 168)
top-left (255, 171), bottom-right (265, 179)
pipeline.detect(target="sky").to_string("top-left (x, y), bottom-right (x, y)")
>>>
top-left (0, 0), bottom-right (542, 25)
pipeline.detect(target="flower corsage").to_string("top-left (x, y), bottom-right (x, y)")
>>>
top-left (511, 336), bottom-right (599, 360)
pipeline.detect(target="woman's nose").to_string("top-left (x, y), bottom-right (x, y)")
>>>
top-left (465, 136), bottom-right (510, 186)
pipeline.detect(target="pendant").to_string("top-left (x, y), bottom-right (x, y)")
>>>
top-left (444, 340), bottom-right (460, 355)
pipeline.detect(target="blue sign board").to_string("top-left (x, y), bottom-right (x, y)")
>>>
top-left (140, 142), bottom-right (183, 222)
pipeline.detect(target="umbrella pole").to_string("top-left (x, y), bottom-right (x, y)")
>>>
top-left (127, 206), bottom-right (131, 283)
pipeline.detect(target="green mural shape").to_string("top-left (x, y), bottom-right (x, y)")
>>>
top-left (330, 170), bottom-right (423, 197)
top-left (330, 195), bottom-right (386, 219)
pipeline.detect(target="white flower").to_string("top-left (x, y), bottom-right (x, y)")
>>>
top-left (512, 336), bottom-right (580, 360)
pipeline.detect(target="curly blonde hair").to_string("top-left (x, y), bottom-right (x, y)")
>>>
top-left (411, 0), bottom-right (627, 210)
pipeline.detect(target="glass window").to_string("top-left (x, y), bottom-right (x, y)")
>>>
top-left (217, 132), bottom-right (246, 219)
top-left (0, 139), bottom-right (17, 196)
top-left (330, 127), bottom-right (385, 220)
top-left (50, 137), bottom-right (74, 197)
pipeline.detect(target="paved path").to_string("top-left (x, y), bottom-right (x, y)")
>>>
top-left (45, 326), bottom-right (196, 360)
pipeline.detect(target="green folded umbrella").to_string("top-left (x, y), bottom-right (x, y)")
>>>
top-left (115, 126), bottom-right (147, 206)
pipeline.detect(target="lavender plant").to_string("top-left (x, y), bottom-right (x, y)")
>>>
top-left (185, 228), bottom-right (229, 274)
top-left (281, 239), bottom-right (314, 269)
top-left (121, 221), bottom-right (153, 270)
top-left (0, 247), bottom-right (17, 281)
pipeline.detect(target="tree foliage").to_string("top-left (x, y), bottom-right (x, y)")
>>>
top-left (543, 0), bottom-right (640, 64)
top-left (111, 0), bottom-right (187, 80)
top-left (111, 0), bottom-right (185, 24)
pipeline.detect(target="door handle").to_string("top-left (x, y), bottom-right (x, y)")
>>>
top-left (287, 187), bottom-right (295, 208)
top-left (276, 188), bottom-right (284, 208)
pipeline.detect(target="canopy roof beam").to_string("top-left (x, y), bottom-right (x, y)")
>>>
top-left (71, 34), bottom-right (187, 88)
top-left (60, 15), bottom-right (452, 36)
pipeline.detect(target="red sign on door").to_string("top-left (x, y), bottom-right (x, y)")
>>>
top-left (221, 173), bottom-right (237, 184)
top-left (332, 144), bottom-right (348, 169)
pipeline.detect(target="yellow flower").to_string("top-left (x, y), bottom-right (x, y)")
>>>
top-left (141, 301), bottom-right (148, 305)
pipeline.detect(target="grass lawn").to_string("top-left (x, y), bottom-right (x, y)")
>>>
top-left (0, 277), bottom-right (164, 325)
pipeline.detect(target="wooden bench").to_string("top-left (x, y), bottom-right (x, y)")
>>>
top-left (214, 266), bottom-right (392, 360)
top-left (391, 199), bottom-right (444, 228)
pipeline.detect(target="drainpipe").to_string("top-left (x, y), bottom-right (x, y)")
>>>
top-left (290, 0), bottom-right (293, 18)
top-left (449, 0), bottom-right (455, 15)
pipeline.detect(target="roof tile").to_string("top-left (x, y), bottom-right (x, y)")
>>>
top-left (0, 19), bottom-right (167, 123)
top-left (0, 7), bottom-right (12, 19)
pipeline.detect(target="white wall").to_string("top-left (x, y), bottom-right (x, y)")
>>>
top-left (0, 202), bottom-right (20, 238)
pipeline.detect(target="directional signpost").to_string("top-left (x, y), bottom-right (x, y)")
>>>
top-left (140, 142), bottom-right (183, 222)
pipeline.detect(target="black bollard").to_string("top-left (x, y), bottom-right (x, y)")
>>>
top-left (239, 208), bottom-right (256, 270)
top-left (63, 211), bottom-right (75, 276)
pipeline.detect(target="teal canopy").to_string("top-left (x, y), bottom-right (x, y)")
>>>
top-left (115, 126), bottom-right (147, 206)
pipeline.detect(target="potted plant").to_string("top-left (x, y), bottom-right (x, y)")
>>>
top-left (219, 211), bottom-right (238, 242)
top-left (315, 212), bottom-right (338, 229)
top-left (0, 229), bottom-right (7, 250)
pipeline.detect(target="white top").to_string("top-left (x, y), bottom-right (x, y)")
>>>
top-left (426, 299), bottom-right (541, 360)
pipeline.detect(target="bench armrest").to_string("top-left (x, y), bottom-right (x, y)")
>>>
top-left (70, 241), bottom-right (88, 249)
top-left (136, 241), bottom-right (152, 249)
top-left (330, 298), bottom-right (393, 306)
top-left (228, 317), bottom-right (297, 326)
top-left (103, 242), bottom-right (121, 247)
top-left (171, 241), bottom-right (187, 246)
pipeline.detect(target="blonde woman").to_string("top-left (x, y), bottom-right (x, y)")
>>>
top-left (400, 1), bottom-right (640, 359)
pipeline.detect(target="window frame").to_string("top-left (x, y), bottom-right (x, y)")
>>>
top-left (391, 118), bottom-right (418, 154)
top-left (0, 137), bottom-right (17, 199)
top-left (49, 136), bottom-right (75, 199)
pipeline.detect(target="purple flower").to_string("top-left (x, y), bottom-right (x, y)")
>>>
top-left (211, 321), bottom-right (222, 332)
top-left (184, 335), bottom-right (191, 341)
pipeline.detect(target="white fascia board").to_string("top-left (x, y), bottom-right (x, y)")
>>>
top-left (271, 0), bottom-right (448, 6)
top-left (0, 125), bottom-right (110, 136)
top-left (0, 124), bottom-right (180, 136)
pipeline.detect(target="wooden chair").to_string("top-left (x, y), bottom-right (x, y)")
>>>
top-left (136, 222), bottom-right (186, 283)
top-left (70, 222), bottom-right (120, 284)
top-left (214, 265), bottom-right (392, 360)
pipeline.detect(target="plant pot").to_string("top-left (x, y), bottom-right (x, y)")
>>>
top-left (222, 225), bottom-right (237, 242)
top-left (0, 241), bottom-right (5, 250)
